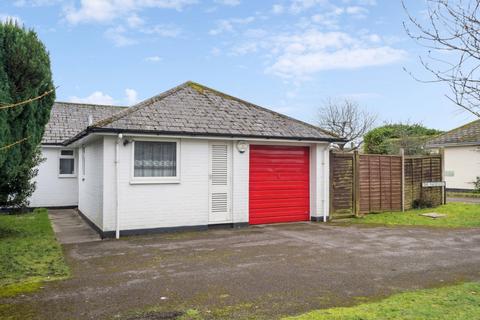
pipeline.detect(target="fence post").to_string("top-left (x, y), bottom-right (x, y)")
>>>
top-left (400, 148), bottom-right (405, 212)
top-left (354, 151), bottom-right (360, 217)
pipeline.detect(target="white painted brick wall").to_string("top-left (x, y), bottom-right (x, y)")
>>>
top-left (29, 147), bottom-right (79, 207)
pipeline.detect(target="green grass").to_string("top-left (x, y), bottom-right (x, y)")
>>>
top-left (349, 203), bottom-right (480, 228)
top-left (285, 282), bottom-right (480, 320)
top-left (0, 209), bottom-right (69, 297)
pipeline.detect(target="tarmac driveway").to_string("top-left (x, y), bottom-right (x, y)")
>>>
top-left (2, 222), bottom-right (480, 320)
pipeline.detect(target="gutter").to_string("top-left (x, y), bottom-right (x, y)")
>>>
top-left (63, 127), bottom-right (347, 146)
top-left (426, 142), bottom-right (480, 148)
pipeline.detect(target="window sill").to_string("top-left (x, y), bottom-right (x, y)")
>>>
top-left (58, 174), bottom-right (77, 179)
top-left (129, 178), bottom-right (180, 185)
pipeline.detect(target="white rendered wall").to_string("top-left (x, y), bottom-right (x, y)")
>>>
top-left (101, 136), bottom-right (329, 232)
top-left (444, 145), bottom-right (480, 190)
top-left (103, 137), bottom-right (212, 231)
top-left (29, 146), bottom-right (78, 207)
top-left (78, 138), bottom-right (104, 229)
top-left (310, 143), bottom-right (330, 219)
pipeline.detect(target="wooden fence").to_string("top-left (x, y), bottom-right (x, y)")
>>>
top-left (330, 151), bottom-right (444, 219)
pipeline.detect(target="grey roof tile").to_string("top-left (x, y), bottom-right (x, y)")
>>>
top-left (427, 119), bottom-right (480, 147)
top-left (42, 102), bottom-right (126, 144)
top-left (88, 81), bottom-right (339, 142)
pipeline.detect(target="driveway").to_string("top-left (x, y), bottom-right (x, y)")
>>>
top-left (448, 197), bottom-right (480, 204)
top-left (2, 223), bottom-right (480, 320)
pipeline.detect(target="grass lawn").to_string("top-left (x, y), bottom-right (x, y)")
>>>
top-left (285, 282), bottom-right (480, 320)
top-left (0, 209), bottom-right (69, 297)
top-left (349, 203), bottom-right (480, 228)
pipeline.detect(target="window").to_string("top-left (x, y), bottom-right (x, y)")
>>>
top-left (133, 141), bottom-right (179, 182)
top-left (59, 149), bottom-right (75, 177)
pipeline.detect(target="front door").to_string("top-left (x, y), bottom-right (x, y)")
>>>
top-left (208, 142), bottom-right (232, 224)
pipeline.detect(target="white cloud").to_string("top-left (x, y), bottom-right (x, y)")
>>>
top-left (127, 14), bottom-right (144, 28)
top-left (70, 88), bottom-right (140, 105)
top-left (145, 55), bottom-right (162, 62)
top-left (345, 6), bottom-right (368, 17)
top-left (228, 28), bottom-right (406, 79)
top-left (289, 0), bottom-right (328, 14)
top-left (70, 91), bottom-right (116, 105)
top-left (13, 0), bottom-right (60, 6)
top-left (105, 26), bottom-right (137, 47)
top-left (64, 0), bottom-right (198, 25)
top-left (210, 47), bottom-right (221, 56)
top-left (125, 88), bottom-right (138, 105)
top-left (272, 4), bottom-right (285, 14)
top-left (214, 0), bottom-right (241, 6)
top-left (0, 14), bottom-right (22, 24)
top-left (141, 24), bottom-right (181, 37)
top-left (209, 16), bottom-right (254, 35)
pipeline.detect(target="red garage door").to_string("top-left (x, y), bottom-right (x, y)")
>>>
top-left (249, 145), bottom-right (310, 225)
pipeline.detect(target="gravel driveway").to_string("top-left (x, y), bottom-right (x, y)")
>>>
top-left (2, 222), bottom-right (480, 320)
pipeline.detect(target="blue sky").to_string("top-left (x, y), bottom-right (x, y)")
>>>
top-left (0, 0), bottom-right (475, 130)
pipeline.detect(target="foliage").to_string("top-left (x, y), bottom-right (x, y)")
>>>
top-left (412, 198), bottom-right (434, 209)
top-left (286, 282), bottom-right (480, 320)
top-left (363, 123), bottom-right (442, 155)
top-left (349, 203), bottom-right (480, 228)
top-left (0, 21), bottom-right (55, 208)
top-left (318, 98), bottom-right (377, 151)
top-left (472, 177), bottom-right (480, 194)
top-left (0, 209), bottom-right (69, 297)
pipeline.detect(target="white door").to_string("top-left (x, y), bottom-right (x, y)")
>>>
top-left (208, 142), bottom-right (232, 224)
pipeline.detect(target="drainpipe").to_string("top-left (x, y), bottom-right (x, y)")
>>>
top-left (323, 145), bottom-right (329, 222)
top-left (115, 133), bottom-right (123, 239)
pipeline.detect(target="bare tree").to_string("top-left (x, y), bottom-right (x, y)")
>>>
top-left (318, 98), bottom-right (377, 151)
top-left (403, 0), bottom-right (480, 118)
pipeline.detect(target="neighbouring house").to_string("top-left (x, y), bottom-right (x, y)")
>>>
top-left (427, 119), bottom-right (480, 191)
top-left (30, 81), bottom-right (342, 237)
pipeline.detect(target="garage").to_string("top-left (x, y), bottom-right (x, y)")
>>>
top-left (249, 145), bottom-right (310, 225)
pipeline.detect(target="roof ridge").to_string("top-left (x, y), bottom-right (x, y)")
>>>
top-left (90, 82), bottom-right (191, 128)
top-left (184, 81), bottom-right (341, 139)
top-left (55, 101), bottom-right (127, 108)
top-left (428, 118), bottom-right (480, 144)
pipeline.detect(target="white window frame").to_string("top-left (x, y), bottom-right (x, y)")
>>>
top-left (58, 149), bottom-right (76, 178)
top-left (130, 138), bottom-right (181, 184)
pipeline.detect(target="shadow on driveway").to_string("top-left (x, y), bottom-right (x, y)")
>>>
top-left (2, 222), bottom-right (480, 319)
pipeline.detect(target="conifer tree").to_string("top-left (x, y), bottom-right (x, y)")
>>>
top-left (0, 21), bottom-right (55, 208)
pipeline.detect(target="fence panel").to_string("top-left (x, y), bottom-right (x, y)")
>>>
top-left (330, 152), bottom-right (355, 218)
top-left (358, 155), bottom-right (402, 214)
top-left (330, 151), bottom-right (444, 218)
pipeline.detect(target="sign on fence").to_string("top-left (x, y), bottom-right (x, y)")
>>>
top-left (422, 181), bottom-right (446, 188)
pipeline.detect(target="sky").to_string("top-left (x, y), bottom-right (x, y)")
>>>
top-left (0, 0), bottom-right (476, 131)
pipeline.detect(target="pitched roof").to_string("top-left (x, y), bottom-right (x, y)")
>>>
top-left (65, 81), bottom-right (340, 144)
top-left (42, 102), bottom-right (126, 144)
top-left (427, 119), bottom-right (480, 147)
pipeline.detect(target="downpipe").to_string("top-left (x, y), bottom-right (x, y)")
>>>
top-left (115, 133), bottom-right (123, 239)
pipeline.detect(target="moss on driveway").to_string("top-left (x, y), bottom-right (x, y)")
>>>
top-left (1, 222), bottom-right (480, 319)
top-left (348, 203), bottom-right (480, 228)
top-left (0, 209), bottom-right (69, 297)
